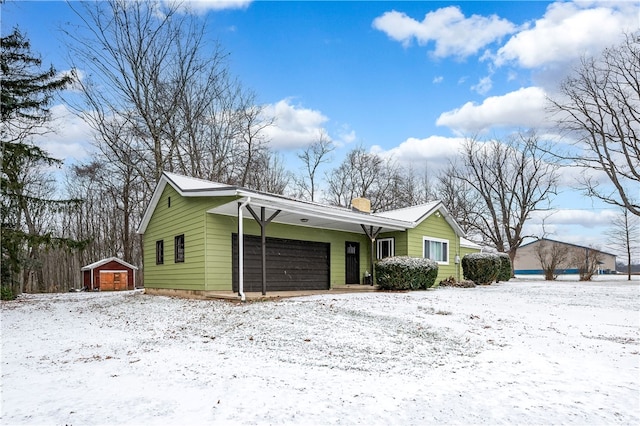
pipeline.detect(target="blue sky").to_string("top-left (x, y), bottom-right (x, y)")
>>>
top-left (3, 0), bottom-right (638, 255)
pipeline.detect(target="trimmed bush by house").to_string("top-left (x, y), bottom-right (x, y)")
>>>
top-left (375, 256), bottom-right (439, 291)
top-left (462, 253), bottom-right (500, 285)
top-left (496, 253), bottom-right (512, 282)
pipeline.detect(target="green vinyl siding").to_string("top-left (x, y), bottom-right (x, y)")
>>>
top-left (143, 183), bottom-right (480, 291)
top-left (204, 214), bottom-right (371, 290)
top-left (378, 231), bottom-right (407, 257)
top-left (407, 214), bottom-right (459, 283)
top-left (145, 186), bottom-right (372, 291)
top-left (460, 245), bottom-right (480, 259)
top-left (376, 214), bottom-right (477, 283)
top-left (143, 185), bottom-right (233, 291)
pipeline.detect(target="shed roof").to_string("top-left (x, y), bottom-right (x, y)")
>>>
top-left (81, 257), bottom-right (138, 271)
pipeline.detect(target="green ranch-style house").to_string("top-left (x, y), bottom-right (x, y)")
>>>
top-left (137, 172), bottom-right (481, 299)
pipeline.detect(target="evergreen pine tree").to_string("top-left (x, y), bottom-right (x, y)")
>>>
top-left (1, 27), bottom-right (84, 299)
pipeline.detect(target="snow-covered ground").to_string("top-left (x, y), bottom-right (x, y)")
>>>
top-left (2, 277), bottom-right (639, 425)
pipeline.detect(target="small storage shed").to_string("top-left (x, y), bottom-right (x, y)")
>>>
top-left (81, 257), bottom-right (138, 291)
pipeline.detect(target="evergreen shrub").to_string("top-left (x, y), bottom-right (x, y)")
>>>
top-left (1, 285), bottom-right (15, 301)
top-left (375, 256), bottom-right (439, 291)
top-left (496, 253), bottom-right (512, 282)
top-left (462, 253), bottom-right (500, 285)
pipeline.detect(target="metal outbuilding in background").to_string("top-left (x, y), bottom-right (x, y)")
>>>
top-left (81, 257), bottom-right (138, 291)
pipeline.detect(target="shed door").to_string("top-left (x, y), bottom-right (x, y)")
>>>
top-left (232, 234), bottom-right (330, 292)
top-left (99, 271), bottom-right (128, 291)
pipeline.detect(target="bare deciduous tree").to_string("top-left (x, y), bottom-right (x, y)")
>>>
top-left (435, 164), bottom-right (481, 235)
top-left (248, 152), bottom-right (291, 195)
top-left (608, 207), bottom-right (640, 280)
top-left (452, 132), bottom-right (559, 267)
top-left (324, 146), bottom-right (404, 212)
top-left (65, 0), bottom-right (272, 192)
top-left (548, 32), bottom-right (640, 215)
top-left (295, 131), bottom-right (334, 202)
top-left (534, 239), bottom-right (572, 280)
top-left (571, 246), bottom-right (604, 281)
top-left (390, 164), bottom-right (436, 209)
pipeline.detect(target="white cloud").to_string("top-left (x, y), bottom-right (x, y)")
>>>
top-left (523, 207), bottom-right (620, 249)
top-left (372, 6), bottom-right (516, 58)
top-left (433, 76), bottom-right (444, 84)
top-left (32, 104), bottom-right (93, 162)
top-left (436, 86), bottom-right (548, 134)
top-left (530, 208), bottom-right (618, 229)
top-left (262, 99), bottom-right (330, 150)
top-left (173, 0), bottom-right (252, 14)
top-left (471, 76), bottom-right (493, 95)
top-left (335, 125), bottom-right (357, 147)
top-left (495, 1), bottom-right (639, 68)
top-left (372, 135), bottom-right (465, 171)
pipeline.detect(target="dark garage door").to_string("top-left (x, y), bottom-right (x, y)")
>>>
top-left (232, 234), bottom-right (330, 292)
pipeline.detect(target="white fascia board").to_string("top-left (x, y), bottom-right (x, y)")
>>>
top-left (232, 191), bottom-right (411, 231)
top-left (179, 188), bottom-right (239, 197)
top-left (413, 202), bottom-right (442, 224)
top-left (81, 257), bottom-right (139, 271)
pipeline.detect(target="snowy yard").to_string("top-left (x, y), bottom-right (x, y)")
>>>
top-left (1, 278), bottom-right (639, 425)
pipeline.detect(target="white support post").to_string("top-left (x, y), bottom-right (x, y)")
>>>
top-left (237, 198), bottom-right (251, 302)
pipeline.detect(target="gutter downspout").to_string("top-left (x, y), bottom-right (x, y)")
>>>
top-left (456, 236), bottom-right (461, 282)
top-left (238, 198), bottom-right (251, 302)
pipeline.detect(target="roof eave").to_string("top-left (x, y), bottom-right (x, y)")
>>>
top-left (223, 194), bottom-right (412, 232)
top-left (138, 172), bottom-right (415, 235)
top-left (81, 257), bottom-right (139, 271)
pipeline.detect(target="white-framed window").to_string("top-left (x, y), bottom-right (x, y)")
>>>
top-left (423, 237), bottom-right (449, 264)
top-left (377, 238), bottom-right (395, 260)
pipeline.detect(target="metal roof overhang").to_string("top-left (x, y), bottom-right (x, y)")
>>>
top-left (207, 195), bottom-right (411, 235)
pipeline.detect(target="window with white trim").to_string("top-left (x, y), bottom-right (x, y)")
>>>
top-left (376, 238), bottom-right (395, 260)
top-left (423, 237), bottom-right (449, 264)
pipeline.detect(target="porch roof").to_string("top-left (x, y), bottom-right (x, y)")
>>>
top-left (206, 196), bottom-right (411, 235)
top-left (137, 172), bottom-right (415, 235)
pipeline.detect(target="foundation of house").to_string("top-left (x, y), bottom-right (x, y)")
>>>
top-left (143, 284), bottom-right (380, 301)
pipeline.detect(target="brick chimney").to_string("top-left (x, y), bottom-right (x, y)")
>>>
top-left (351, 197), bottom-right (371, 213)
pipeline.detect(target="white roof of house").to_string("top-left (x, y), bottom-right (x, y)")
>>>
top-left (374, 201), bottom-right (440, 222)
top-left (81, 257), bottom-right (138, 271)
top-left (460, 237), bottom-right (482, 249)
top-left (375, 201), bottom-right (465, 237)
top-left (164, 172), bottom-right (229, 192)
top-left (137, 172), bottom-right (468, 238)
